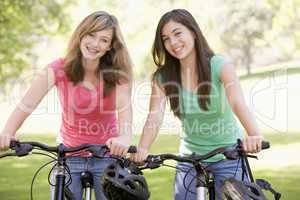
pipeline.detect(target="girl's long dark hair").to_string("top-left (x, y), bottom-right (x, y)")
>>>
top-left (152, 9), bottom-right (214, 117)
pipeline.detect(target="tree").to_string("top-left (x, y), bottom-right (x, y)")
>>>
top-left (0, 0), bottom-right (73, 86)
top-left (219, 0), bottom-right (274, 75)
top-left (266, 0), bottom-right (300, 60)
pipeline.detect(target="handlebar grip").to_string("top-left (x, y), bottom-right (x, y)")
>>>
top-left (145, 155), bottom-right (160, 163)
top-left (127, 146), bottom-right (137, 153)
top-left (9, 140), bottom-right (18, 149)
top-left (262, 141), bottom-right (270, 149)
top-left (143, 155), bottom-right (162, 169)
top-left (145, 155), bottom-right (153, 162)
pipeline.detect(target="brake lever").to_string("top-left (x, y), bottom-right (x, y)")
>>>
top-left (224, 141), bottom-right (260, 160)
top-left (125, 160), bottom-right (144, 175)
top-left (138, 162), bottom-right (161, 171)
top-left (247, 154), bottom-right (258, 159)
top-left (223, 144), bottom-right (241, 160)
top-left (147, 162), bottom-right (161, 169)
top-left (142, 155), bottom-right (163, 170)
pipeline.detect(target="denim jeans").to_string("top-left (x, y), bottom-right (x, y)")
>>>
top-left (50, 156), bottom-right (114, 200)
top-left (174, 159), bottom-right (247, 200)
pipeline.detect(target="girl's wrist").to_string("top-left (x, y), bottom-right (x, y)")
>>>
top-left (247, 131), bottom-right (262, 137)
top-left (138, 144), bottom-right (150, 151)
top-left (0, 131), bottom-right (15, 137)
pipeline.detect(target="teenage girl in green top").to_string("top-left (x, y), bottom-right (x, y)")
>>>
top-left (131, 9), bottom-right (264, 199)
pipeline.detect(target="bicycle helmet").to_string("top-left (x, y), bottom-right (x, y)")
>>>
top-left (221, 178), bottom-right (267, 200)
top-left (102, 161), bottom-right (150, 200)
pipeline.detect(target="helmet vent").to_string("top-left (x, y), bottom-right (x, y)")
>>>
top-left (107, 171), bottom-right (116, 177)
top-left (125, 180), bottom-right (136, 189)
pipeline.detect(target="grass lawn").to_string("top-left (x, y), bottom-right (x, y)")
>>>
top-left (0, 133), bottom-right (299, 200)
top-left (238, 65), bottom-right (300, 80)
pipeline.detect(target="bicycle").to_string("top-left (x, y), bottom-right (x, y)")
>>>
top-left (138, 139), bottom-right (281, 200)
top-left (0, 140), bottom-right (137, 200)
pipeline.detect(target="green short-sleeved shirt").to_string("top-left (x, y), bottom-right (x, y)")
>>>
top-left (154, 55), bottom-right (244, 162)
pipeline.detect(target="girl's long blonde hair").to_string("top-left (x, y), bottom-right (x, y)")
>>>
top-left (63, 11), bottom-right (132, 96)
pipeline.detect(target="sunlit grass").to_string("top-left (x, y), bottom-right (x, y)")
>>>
top-left (239, 65), bottom-right (300, 80)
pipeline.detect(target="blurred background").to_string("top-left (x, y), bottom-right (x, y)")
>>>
top-left (0, 0), bottom-right (299, 199)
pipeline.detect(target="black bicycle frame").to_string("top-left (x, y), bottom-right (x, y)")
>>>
top-left (54, 145), bottom-right (68, 200)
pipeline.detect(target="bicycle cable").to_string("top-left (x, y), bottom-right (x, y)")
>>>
top-left (183, 165), bottom-right (199, 199)
top-left (48, 161), bottom-right (72, 187)
top-left (161, 163), bottom-right (189, 172)
top-left (233, 158), bottom-right (241, 177)
top-left (33, 147), bottom-right (57, 158)
top-left (181, 158), bottom-right (248, 200)
top-left (63, 163), bottom-right (72, 187)
top-left (184, 168), bottom-right (197, 200)
top-left (155, 162), bottom-right (205, 199)
top-left (30, 159), bottom-right (57, 200)
top-left (144, 159), bottom-right (207, 199)
top-left (32, 151), bottom-right (57, 160)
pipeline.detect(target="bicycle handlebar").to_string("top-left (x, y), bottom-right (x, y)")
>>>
top-left (143, 140), bottom-right (270, 170)
top-left (5, 140), bottom-right (137, 158)
top-left (261, 141), bottom-right (270, 149)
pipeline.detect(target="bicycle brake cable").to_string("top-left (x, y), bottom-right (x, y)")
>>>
top-left (48, 162), bottom-right (72, 187)
top-left (30, 159), bottom-right (57, 200)
top-left (0, 152), bottom-right (17, 158)
top-left (32, 151), bottom-right (57, 160)
top-left (33, 147), bottom-right (57, 158)
top-left (64, 164), bottom-right (72, 186)
top-left (182, 164), bottom-right (208, 199)
top-left (233, 158), bottom-right (241, 177)
top-left (161, 163), bottom-right (189, 172)
top-left (183, 167), bottom-right (197, 200)
top-left (183, 165), bottom-right (198, 196)
top-left (48, 162), bottom-right (58, 187)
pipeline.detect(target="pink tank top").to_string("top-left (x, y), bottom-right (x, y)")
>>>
top-left (50, 58), bottom-right (118, 149)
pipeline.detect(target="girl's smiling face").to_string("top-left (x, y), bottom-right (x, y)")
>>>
top-left (80, 28), bottom-right (113, 61)
top-left (161, 20), bottom-right (195, 61)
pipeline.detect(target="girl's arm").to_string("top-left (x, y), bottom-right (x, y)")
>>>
top-left (106, 81), bottom-right (133, 156)
top-left (132, 80), bottom-right (167, 162)
top-left (0, 67), bottom-right (55, 150)
top-left (220, 63), bottom-right (263, 153)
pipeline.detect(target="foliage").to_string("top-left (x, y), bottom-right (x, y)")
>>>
top-left (219, 0), bottom-right (274, 74)
top-left (0, 0), bottom-right (73, 86)
top-left (266, 0), bottom-right (300, 59)
top-left (0, 0), bottom-right (299, 82)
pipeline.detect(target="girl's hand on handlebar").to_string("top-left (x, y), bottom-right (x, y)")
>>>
top-left (106, 135), bottom-right (131, 157)
top-left (0, 133), bottom-right (16, 151)
top-left (130, 147), bottom-right (149, 165)
top-left (242, 135), bottom-right (264, 153)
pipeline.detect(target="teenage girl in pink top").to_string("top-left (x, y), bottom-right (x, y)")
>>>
top-left (0, 11), bottom-right (133, 199)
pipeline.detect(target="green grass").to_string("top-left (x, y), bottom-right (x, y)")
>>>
top-left (255, 166), bottom-right (300, 200)
top-left (263, 132), bottom-right (300, 146)
top-left (0, 133), bottom-right (299, 200)
top-left (239, 66), bottom-right (300, 80)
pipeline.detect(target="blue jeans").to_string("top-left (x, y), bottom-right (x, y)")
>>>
top-left (50, 157), bottom-right (114, 200)
top-left (174, 159), bottom-right (247, 200)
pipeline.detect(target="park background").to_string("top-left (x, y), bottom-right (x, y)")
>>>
top-left (0, 0), bottom-right (299, 199)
